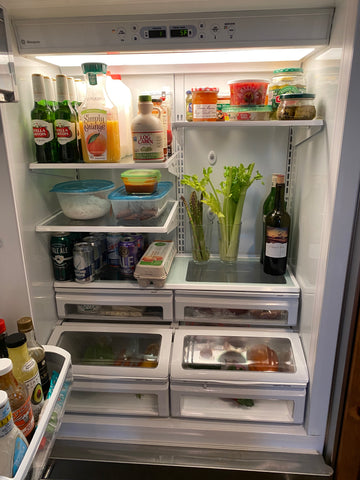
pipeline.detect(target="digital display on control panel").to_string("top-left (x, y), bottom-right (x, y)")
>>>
top-left (149, 29), bottom-right (167, 38)
top-left (170, 28), bottom-right (190, 38)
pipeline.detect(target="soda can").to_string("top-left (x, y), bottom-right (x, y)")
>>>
top-left (130, 233), bottom-right (145, 259)
top-left (90, 232), bottom-right (107, 267)
top-left (73, 242), bottom-right (94, 283)
top-left (50, 232), bottom-right (73, 281)
top-left (106, 233), bottom-right (122, 267)
top-left (83, 235), bottom-right (102, 275)
top-left (118, 236), bottom-right (138, 276)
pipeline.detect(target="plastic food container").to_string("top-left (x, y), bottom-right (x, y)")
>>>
top-left (228, 79), bottom-right (269, 106)
top-left (121, 169), bottom-right (161, 195)
top-left (51, 179), bottom-right (114, 220)
top-left (277, 93), bottom-right (316, 120)
top-left (109, 181), bottom-right (173, 223)
top-left (223, 105), bottom-right (272, 121)
top-left (216, 93), bottom-right (231, 121)
top-left (191, 87), bottom-right (219, 121)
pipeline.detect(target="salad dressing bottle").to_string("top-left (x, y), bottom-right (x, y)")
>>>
top-left (6, 333), bottom-right (44, 423)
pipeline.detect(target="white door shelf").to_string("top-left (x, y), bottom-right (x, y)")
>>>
top-left (35, 200), bottom-right (178, 234)
top-left (173, 119), bottom-right (324, 128)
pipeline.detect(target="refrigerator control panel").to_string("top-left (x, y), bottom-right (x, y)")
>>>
top-left (14, 9), bottom-right (333, 54)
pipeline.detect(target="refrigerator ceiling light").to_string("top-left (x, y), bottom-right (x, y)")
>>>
top-left (35, 48), bottom-right (314, 67)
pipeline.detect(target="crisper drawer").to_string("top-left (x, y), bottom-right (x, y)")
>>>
top-left (55, 288), bottom-right (173, 323)
top-left (170, 328), bottom-right (308, 424)
top-left (5, 346), bottom-right (72, 480)
top-left (174, 291), bottom-right (299, 326)
top-left (48, 324), bottom-right (172, 417)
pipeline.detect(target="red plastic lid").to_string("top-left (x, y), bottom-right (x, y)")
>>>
top-left (191, 87), bottom-right (219, 93)
top-left (106, 70), bottom-right (122, 80)
top-left (0, 319), bottom-right (7, 335)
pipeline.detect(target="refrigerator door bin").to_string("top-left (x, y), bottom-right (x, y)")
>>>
top-left (48, 324), bottom-right (172, 418)
top-left (55, 288), bottom-right (173, 323)
top-left (175, 290), bottom-right (299, 327)
top-left (5, 346), bottom-right (72, 480)
top-left (170, 328), bottom-right (308, 424)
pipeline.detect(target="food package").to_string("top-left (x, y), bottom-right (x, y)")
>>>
top-left (134, 240), bottom-right (175, 287)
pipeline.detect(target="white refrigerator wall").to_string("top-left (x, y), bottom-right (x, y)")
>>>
top-left (0, 0), bottom-right (359, 454)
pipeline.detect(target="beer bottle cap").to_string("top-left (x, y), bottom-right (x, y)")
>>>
top-left (17, 316), bottom-right (34, 333)
top-left (56, 74), bottom-right (69, 102)
top-left (32, 73), bottom-right (45, 102)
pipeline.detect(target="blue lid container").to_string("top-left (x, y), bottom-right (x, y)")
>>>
top-left (51, 179), bottom-right (114, 193)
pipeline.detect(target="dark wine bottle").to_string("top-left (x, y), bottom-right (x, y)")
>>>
top-left (263, 182), bottom-right (290, 275)
top-left (260, 173), bottom-right (285, 263)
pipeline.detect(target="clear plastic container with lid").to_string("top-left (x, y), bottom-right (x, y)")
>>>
top-left (277, 93), bottom-right (316, 120)
top-left (191, 87), bottom-right (219, 121)
top-left (268, 68), bottom-right (306, 119)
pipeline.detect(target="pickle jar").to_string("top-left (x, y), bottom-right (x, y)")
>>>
top-left (277, 93), bottom-right (316, 120)
top-left (191, 87), bottom-right (219, 122)
top-left (268, 68), bottom-right (306, 119)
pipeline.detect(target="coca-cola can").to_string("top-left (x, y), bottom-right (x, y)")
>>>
top-left (73, 242), bottom-right (94, 283)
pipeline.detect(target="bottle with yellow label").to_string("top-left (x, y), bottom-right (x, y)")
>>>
top-left (78, 63), bottom-right (120, 163)
top-left (5, 333), bottom-right (44, 423)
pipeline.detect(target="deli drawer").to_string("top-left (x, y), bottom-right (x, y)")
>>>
top-left (174, 291), bottom-right (299, 327)
top-left (170, 328), bottom-right (308, 424)
top-left (48, 324), bottom-right (172, 417)
top-left (55, 288), bottom-right (173, 324)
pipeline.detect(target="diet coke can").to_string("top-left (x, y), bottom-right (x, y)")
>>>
top-left (73, 242), bottom-right (94, 283)
top-left (106, 233), bottom-right (122, 267)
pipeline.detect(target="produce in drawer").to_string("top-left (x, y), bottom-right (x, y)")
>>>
top-left (82, 341), bottom-right (115, 365)
top-left (218, 350), bottom-right (247, 370)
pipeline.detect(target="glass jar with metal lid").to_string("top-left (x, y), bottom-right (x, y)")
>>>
top-left (277, 93), bottom-right (316, 120)
top-left (268, 68), bottom-right (306, 119)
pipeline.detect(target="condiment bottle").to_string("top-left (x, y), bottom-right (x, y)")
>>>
top-left (0, 391), bottom-right (28, 478)
top-left (161, 90), bottom-right (173, 156)
top-left (78, 62), bottom-right (120, 163)
top-left (54, 74), bottom-right (80, 163)
top-left (131, 95), bottom-right (164, 162)
top-left (260, 174), bottom-right (285, 264)
top-left (152, 97), bottom-right (168, 157)
top-left (0, 319), bottom-right (8, 358)
top-left (31, 73), bottom-right (59, 163)
top-left (17, 316), bottom-right (50, 397)
top-left (5, 333), bottom-right (44, 423)
top-left (185, 90), bottom-right (193, 121)
top-left (0, 358), bottom-right (35, 442)
top-left (267, 68), bottom-right (306, 119)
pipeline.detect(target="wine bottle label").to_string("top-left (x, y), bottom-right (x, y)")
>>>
top-left (55, 119), bottom-right (76, 144)
top-left (265, 226), bottom-right (288, 258)
top-left (38, 358), bottom-right (50, 394)
top-left (12, 395), bottom-right (35, 437)
top-left (32, 120), bottom-right (54, 145)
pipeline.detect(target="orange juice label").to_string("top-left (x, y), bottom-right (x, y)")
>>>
top-left (80, 109), bottom-right (108, 161)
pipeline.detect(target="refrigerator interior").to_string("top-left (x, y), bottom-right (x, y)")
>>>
top-left (0, 0), bottom-right (359, 463)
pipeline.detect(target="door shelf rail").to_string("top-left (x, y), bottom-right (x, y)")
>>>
top-left (35, 200), bottom-right (179, 234)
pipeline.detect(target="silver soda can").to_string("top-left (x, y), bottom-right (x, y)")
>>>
top-left (118, 236), bottom-right (138, 276)
top-left (90, 232), bottom-right (107, 267)
top-left (83, 235), bottom-right (102, 275)
top-left (106, 233), bottom-right (122, 267)
top-left (73, 242), bottom-right (94, 283)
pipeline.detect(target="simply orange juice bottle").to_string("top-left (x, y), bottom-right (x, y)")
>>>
top-left (78, 63), bottom-right (120, 163)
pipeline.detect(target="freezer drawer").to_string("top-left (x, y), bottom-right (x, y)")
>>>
top-left (55, 288), bottom-right (173, 323)
top-left (3, 346), bottom-right (72, 480)
top-left (170, 328), bottom-right (308, 424)
top-left (175, 291), bottom-right (299, 326)
top-left (48, 324), bottom-right (172, 417)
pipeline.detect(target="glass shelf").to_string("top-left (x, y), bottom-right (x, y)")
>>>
top-left (35, 200), bottom-right (178, 234)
